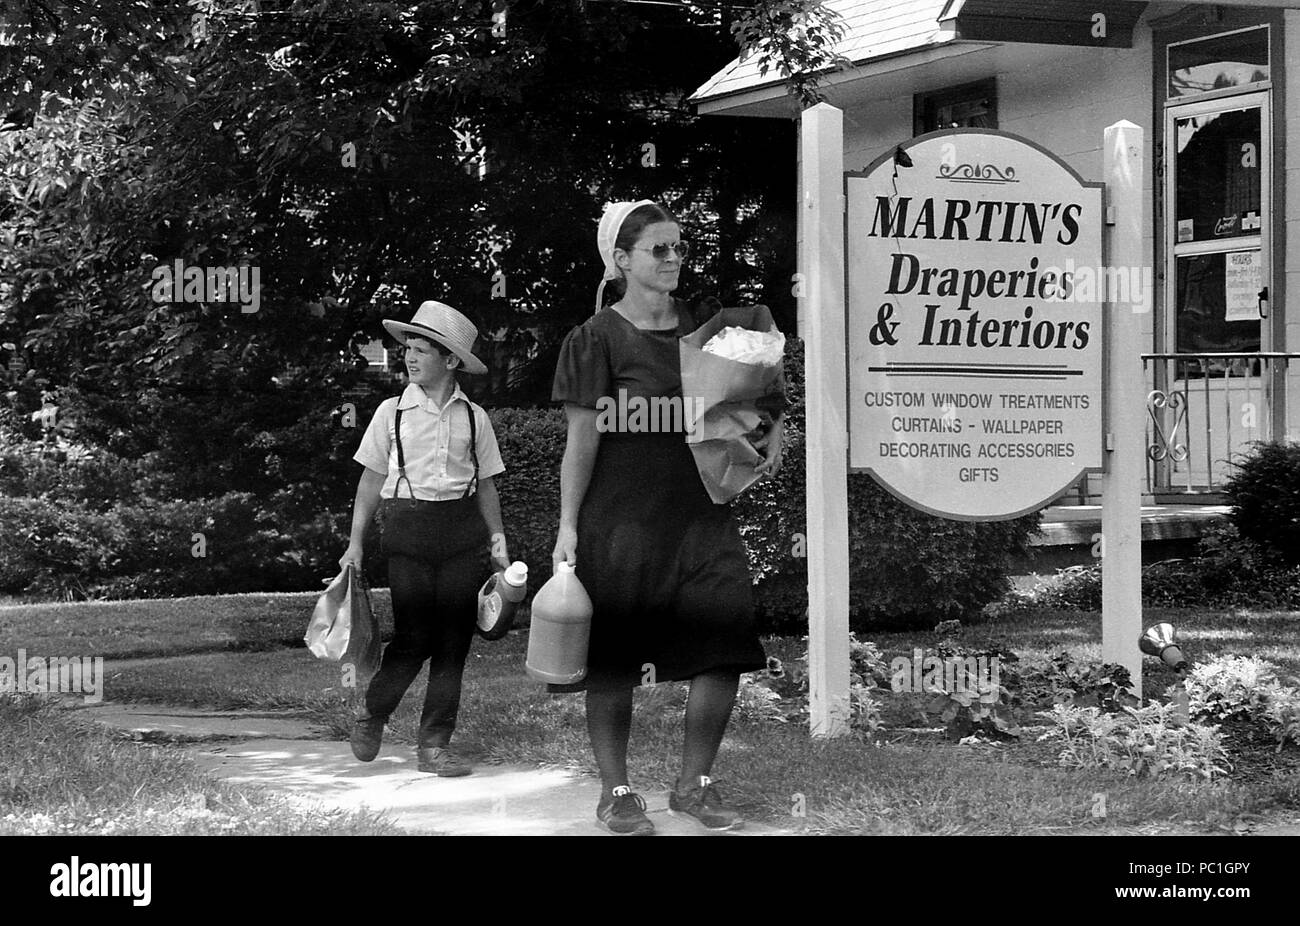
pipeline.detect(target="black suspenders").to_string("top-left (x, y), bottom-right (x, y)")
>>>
top-left (392, 400), bottom-right (479, 500)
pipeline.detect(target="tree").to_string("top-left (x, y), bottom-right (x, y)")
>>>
top-left (1, 0), bottom-right (839, 502)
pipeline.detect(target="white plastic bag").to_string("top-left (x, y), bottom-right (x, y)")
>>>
top-left (305, 568), bottom-right (352, 660)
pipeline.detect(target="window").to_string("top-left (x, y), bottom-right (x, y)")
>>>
top-left (1168, 26), bottom-right (1269, 99)
top-left (352, 337), bottom-right (395, 375)
top-left (914, 79), bottom-right (997, 135)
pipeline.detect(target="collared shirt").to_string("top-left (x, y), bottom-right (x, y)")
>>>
top-left (354, 383), bottom-right (506, 500)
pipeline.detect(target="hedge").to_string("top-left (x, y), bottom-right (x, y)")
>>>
top-left (0, 339), bottom-right (1041, 627)
top-left (0, 494), bottom-right (344, 600)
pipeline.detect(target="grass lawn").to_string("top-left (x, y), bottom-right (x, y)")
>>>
top-left (0, 589), bottom-right (394, 658)
top-left (4, 594), bottom-right (1299, 835)
top-left (0, 696), bottom-right (399, 835)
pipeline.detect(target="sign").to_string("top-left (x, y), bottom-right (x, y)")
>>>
top-left (846, 130), bottom-right (1105, 520)
top-left (1224, 249), bottom-right (1262, 322)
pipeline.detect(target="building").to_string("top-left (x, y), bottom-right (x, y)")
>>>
top-left (691, 0), bottom-right (1300, 527)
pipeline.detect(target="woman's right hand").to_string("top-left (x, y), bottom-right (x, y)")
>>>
top-left (339, 543), bottom-right (364, 575)
top-left (551, 525), bottom-right (578, 572)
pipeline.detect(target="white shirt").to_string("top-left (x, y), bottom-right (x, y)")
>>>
top-left (353, 383), bottom-right (506, 500)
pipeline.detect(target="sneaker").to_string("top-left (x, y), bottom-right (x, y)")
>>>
top-left (417, 746), bottom-right (473, 777)
top-left (596, 786), bottom-right (655, 836)
top-left (668, 776), bottom-right (744, 831)
top-left (350, 716), bottom-right (385, 762)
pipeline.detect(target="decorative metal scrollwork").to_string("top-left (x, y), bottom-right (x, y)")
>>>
top-left (1147, 390), bottom-right (1188, 462)
top-left (937, 162), bottom-right (1017, 183)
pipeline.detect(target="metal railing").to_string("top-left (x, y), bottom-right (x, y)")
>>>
top-left (1142, 352), bottom-right (1300, 495)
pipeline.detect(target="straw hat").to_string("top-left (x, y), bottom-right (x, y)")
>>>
top-left (382, 301), bottom-right (487, 375)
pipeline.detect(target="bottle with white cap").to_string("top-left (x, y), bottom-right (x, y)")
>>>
top-left (525, 562), bottom-right (593, 685)
top-left (476, 561), bottom-right (528, 641)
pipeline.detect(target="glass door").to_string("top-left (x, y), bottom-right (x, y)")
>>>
top-left (1162, 91), bottom-right (1271, 487)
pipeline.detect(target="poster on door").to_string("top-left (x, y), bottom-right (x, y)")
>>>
top-left (1224, 250), bottom-right (1262, 322)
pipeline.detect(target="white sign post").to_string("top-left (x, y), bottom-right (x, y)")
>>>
top-left (800, 118), bottom-right (1143, 736)
top-left (1101, 121), bottom-right (1145, 691)
top-left (800, 103), bottom-right (851, 738)
top-left (846, 131), bottom-right (1105, 519)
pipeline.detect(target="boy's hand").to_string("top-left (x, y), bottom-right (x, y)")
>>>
top-left (339, 543), bottom-right (364, 574)
top-left (490, 532), bottom-right (510, 573)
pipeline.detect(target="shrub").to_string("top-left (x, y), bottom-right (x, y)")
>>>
top-left (1262, 689), bottom-right (1300, 751)
top-left (738, 340), bottom-right (1042, 632)
top-left (0, 494), bottom-right (347, 600)
top-left (0, 421), bottom-right (180, 509)
top-left (0, 497), bottom-right (126, 599)
top-left (1011, 653), bottom-right (1139, 715)
top-left (1019, 523), bottom-right (1300, 611)
top-left (1150, 653), bottom-right (1300, 754)
top-left (1037, 703), bottom-right (1229, 780)
top-left (3, 338), bottom-right (1040, 617)
top-left (489, 406), bottom-right (566, 584)
top-left (742, 635), bottom-right (885, 733)
top-left (1223, 440), bottom-right (1300, 564)
top-left (1184, 655), bottom-right (1281, 724)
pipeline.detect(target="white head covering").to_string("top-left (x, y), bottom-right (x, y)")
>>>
top-left (595, 199), bottom-right (657, 312)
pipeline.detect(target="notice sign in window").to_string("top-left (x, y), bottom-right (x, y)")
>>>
top-left (846, 130), bottom-right (1105, 520)
top-left (1224, 250), bottom-right (1262, 322)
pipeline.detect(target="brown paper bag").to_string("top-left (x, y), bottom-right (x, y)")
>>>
top-left (679, 305), bottom-right (785, 503)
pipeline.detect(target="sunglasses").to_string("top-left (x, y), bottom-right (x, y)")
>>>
top-left (631, 240), bottom-right (690, 261)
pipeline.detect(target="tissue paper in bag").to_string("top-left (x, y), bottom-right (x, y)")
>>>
top-left (679, 305), bottom-right (786, 503)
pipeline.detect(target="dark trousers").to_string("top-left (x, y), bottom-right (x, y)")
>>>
top-left (364, 545), bottom-right (484, 748)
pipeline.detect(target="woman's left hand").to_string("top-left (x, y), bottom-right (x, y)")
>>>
top-left (751, 417), bottom-right (785, 478)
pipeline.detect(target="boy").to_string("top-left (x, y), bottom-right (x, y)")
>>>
top-left (339, 300), bottom-right (508, 776)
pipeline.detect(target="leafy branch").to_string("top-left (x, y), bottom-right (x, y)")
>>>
top-left (730, 0), bottom-right (851, 110)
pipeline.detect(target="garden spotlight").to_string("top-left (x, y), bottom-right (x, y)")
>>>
top-left (1139, 622), bottom-right (1188, 673)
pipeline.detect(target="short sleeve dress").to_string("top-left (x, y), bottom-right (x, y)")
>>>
top-left (550, 300), bottom-right (777, 690)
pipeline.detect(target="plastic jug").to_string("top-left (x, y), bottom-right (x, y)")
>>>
top-left (476, 561), bottom-right (528, 640)
top-left (525, 562), bottom-right (593, 685)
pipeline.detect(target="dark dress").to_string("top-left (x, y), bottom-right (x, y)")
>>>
top-left (550, 299), bottom-right (777, 691)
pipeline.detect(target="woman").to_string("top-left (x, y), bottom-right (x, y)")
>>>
top-left (550, 200), bottom-right (786, 835)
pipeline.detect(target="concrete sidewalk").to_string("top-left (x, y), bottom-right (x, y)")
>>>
top-left (192, 739), bottom-right (788, 836)
top-left (76, 699), bottom-right (789, 836)
top-left (78, 700), bottom-right (331, 742)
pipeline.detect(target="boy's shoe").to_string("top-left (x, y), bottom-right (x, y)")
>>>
top-left (668, 776), bottom-right (744, 831)
top-left (596, 786), bottom-right (655, 836)
top-left (417, 746), bottom-right (473, 777)
top-left (350, 716), bottom-right (385, 762)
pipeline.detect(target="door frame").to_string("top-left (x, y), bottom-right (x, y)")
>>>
top-left (1161, 89), bottom-right (1272, 358)
top-left (1151, 11), bottom-right (1287, 493)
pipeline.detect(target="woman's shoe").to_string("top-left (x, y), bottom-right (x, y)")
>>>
top-left (417, 746), bottom-right (473, 777)
top-left (669, 775), bottom-right (744, 830)
top-left (596, 786), bottom-right (655, 836)
top-left (350, 716), bottom-right (385, 762)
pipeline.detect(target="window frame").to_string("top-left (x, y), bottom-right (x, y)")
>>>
top-left (913, 78), bottom-right (998, 136)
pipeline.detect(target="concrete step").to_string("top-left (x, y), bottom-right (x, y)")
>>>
top-left (1032, 504), bottom-right (1231, 547)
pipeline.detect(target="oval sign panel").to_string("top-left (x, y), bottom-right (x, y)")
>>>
top-left (847, 130), bottom-right (1105, 520)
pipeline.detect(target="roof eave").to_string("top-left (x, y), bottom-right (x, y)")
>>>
top-left (693, 35), bottom-right (992, 118)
